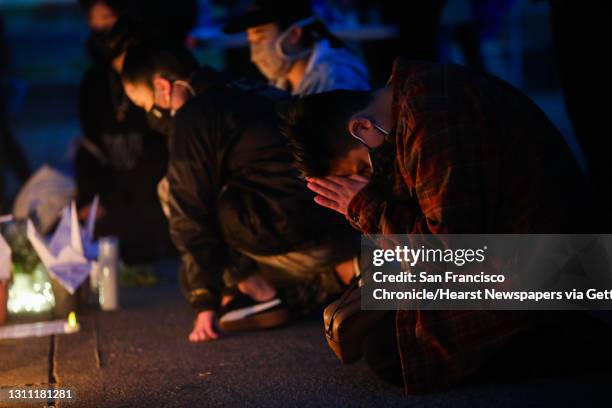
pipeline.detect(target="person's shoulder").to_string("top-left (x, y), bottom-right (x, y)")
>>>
top-left (392, 61), bottom-right (474, 111)
top-left (171, 90), bottom-right (244, 137)
top-left (173, 89), bottom-right (230, 126)
top-left (305, 45), bottom-right (370, 91)
top-left (314, 44), bottom-right (367, 74)
top-left (180, 86), bottom-right (246, 112)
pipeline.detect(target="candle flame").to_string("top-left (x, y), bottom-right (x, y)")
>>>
top-left (67, 311), bottom-right (77, 328)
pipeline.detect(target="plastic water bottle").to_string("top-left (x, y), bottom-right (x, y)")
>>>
top-left (98, 237), bottom-right (119, 311)
top-left (88, 261), bottom-right (100, 305)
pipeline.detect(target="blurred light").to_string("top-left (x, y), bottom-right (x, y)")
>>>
top-left (7, 265), bottom-right (55, 314)
top-left (67, 311), bottom-right (77, 328)
top-left (64, 311), bottom-right (80, 333)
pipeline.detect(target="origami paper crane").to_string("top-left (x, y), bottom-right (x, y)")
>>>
top-left (26, 198), bottom-right (98, 294)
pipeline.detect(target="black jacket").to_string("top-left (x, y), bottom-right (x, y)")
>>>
top-left (167, 69), bottom-right (354, 311)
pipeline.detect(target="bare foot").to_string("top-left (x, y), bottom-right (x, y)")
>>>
top-left (237, 274), bottom-right (276, 302)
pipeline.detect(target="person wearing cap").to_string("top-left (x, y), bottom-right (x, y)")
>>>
top-left (223, 0), bottom-right (370, 95)
top-left (75, 9), bottom-right (173, 262)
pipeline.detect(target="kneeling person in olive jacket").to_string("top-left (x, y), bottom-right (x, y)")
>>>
top-left (121, 43), bottom-right (358, 341)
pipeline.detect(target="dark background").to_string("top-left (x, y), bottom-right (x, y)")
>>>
top-left (0, 0), bottom-right (580, 203)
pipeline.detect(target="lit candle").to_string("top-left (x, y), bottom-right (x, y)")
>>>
top-left (63, 311), bottom-right (80, 333)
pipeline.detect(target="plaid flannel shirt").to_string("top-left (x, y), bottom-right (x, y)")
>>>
top-left (347, 58), bottom-right (592, 394)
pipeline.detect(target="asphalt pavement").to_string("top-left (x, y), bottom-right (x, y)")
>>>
top-left (1, 261), bottom-right (611, 408)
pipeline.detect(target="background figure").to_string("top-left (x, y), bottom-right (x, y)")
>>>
top-left (547, 0), bottom-right (612, 215)
top-left (75, 2), bottom-right (173, 261)
top-left (223, 0), bottom-right (370, 95)
top-left (0, 16), bottom-right (31, 212)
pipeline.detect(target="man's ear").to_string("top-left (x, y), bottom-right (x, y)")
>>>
top-left (152, 76), bottom-right (172, 106)
top-left (348, 116), bottom-right (373, 139)
top-left (284, 26), bottom-right (303, 52)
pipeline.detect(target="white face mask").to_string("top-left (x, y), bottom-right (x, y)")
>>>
top-left (250, 16), bottom-right (317, 81)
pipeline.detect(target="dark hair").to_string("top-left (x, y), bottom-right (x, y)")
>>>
top-left (278, 19), bottom-right (345, 49)
top-left (121, 43), bottom-right (199, 87)
top-left (280, 90), bottom-right (372, 178)
top-left (107, 15), bottom-right (144, 60)
top-left (79, 0), bottom-right (126, 14)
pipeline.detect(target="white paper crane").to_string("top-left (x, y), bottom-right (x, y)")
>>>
top-left (26, 198), bottom-right (98, 294)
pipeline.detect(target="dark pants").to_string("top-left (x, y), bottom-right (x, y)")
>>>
top-left (363, 311), bottom-right (612, 389)
top-left (217, 184), bottom-right (359, 315)
top-left (363, 311), bottom-right (403, 386)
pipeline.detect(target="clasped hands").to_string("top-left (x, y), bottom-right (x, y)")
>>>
top-left (306, 175), bottom-right (370, 216)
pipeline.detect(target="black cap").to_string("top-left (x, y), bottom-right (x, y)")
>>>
top-left (222, 0), bottom-right (314, 34)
